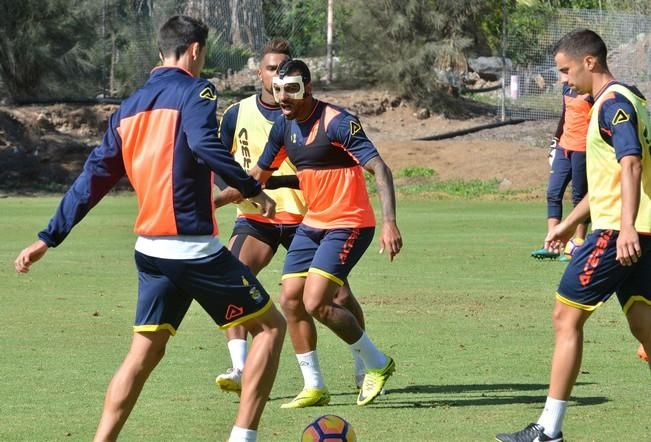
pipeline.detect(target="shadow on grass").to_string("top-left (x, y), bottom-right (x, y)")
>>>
top-left (271, 382), bottom-right (608, 409)
top-left (362, 382), bottom-right (607, 409)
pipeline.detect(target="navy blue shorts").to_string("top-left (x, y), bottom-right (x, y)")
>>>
top-left (557, 230), bottom-right (651, 313)
top-left (134, 248), bottom-right (271, 334)
top-left (282, 224), bottom-right (374, 286)
top-left (230, 217), bottom-right (299, 255)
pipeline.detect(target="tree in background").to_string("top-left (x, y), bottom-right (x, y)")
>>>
top-left (0, 1), bottom-right (99, 101)
top-left (481, 0), bottom-right (651, 64)
top-left (262, 0), bottom-right (328, 56)
top-left (339, 0), bottom-right (493, 112)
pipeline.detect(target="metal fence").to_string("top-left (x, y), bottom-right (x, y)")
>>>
top-left (100, 0), bottom-right (327, 98)
top-left (502, 8), bottom-right (651, 120)
top-left (5, 3), bottom-right (650, 117)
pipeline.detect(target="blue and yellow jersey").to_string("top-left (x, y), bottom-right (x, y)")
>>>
top-left (258, 100), bottom-right (379, 229)
top-left (38, 67), bottom-right (260, 247)
top-left (556, 82), bottom-right (593, 152)
top-left (587, 82), bottom-right (651, 233)
top-left (219, 94), bottom-right (306, 224)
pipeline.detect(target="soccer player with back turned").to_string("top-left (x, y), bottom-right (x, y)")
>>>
top-left (497, 28), bottom-right (651, 442)
top-left (14, 16), bottom-right (286, 442)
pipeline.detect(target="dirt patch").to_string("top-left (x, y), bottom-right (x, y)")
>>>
top-left (0, 88), bottom-right (555, 195)
top-left (317, 89), bottom-right (553, 191)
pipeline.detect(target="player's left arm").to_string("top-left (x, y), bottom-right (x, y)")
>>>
top-left (619, 154), bottom-right (642, 265)
top-left (603, 95), bottom-right (643, 265)
top-left (364, 156), bottom-right (403, 261)
top-left (183, 81), bottom-right (261, 198)
top-left (333, 113), bottom-right (402, 261)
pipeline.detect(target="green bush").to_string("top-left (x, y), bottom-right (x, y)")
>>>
top-left (396, 166), bottom-right (437, 178)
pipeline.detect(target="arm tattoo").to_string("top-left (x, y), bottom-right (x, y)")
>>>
top-left (366, 157), bottom-right (396, 222)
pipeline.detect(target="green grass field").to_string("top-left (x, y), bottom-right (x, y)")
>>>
top-left (1, 195), bottom-right (649, 441)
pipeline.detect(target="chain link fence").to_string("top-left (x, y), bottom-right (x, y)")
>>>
top-left (501, 8), bottom-right (651, 120)
top-left (4, 3), bottom-right (649, 118)
top-left (100, 0), bottom-right (328, 98)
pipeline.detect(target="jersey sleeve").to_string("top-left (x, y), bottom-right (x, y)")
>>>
top-left (329, 112), bottom-right (379, 166)
top-left (181, 80), bottom-right (260, 198)
top-left (219, 102), bottom-right (239, 154)
top-left (599, 94), bottom-right (641, 161)
top-left (257, 118), bottom-right (288, 170)
top-left (554, 83), bottom-right (570, 140)
top-left (38, 112), bottom-right (126, 247)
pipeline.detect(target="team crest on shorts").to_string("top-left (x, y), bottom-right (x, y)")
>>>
top-left (225, 304), bottom-right (244, 321)
top-left (249, 286), bottom-right (263, 302)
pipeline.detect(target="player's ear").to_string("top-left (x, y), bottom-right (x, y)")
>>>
top-left (190, 42), bottom-right (201, 60)
top-left (305, 81), bottom-right (312, 97)
top-left (584, 54), bottom-right (597, 72)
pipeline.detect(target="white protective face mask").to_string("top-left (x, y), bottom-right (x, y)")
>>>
top-left (272, 75), bottom-right (305, 101)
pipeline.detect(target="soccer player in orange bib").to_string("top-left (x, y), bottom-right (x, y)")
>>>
top-left (250, 59), bottom-right (403, 408)
top-left (213, 39), bottom-right (370, 394)
top-left (497, 29), bottom-right (651, 442)
top-left (532, 73), bottom-right (592, 261)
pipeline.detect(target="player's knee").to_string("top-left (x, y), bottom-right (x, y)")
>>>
top-left (628, 318), bottom-right (651, 344)
top-left (279, 290), bottom-right (302, 316)
top-left (303, 297), bottom-right (329, 321)
top-left (547, 192), bottom-right (562, 207)
top-left (333, 289), bottom-right (350, 306)
top-left (132, 344), bottom-right (166, 373)
top-left (551, 307), bottom-right (582, 335)
top-left (571, 194), bottom-right (584, 207)
top-left (269, 306), bottom-right (287, 337)
top-left (132, 332), bottom-right (168, 367)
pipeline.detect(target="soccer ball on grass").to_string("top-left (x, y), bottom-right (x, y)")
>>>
top-left (301, 414), bottom-right (356, 441)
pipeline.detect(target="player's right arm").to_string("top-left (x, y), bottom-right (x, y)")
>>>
top-left (15, 112), bottom-right (127, 272)
top-left (545, 195), bottom-right (590, 253)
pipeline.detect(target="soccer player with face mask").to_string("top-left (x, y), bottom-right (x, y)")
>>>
top-left (250, 59), bottom-right (403, 408)
top-left (213, 40), bottom-right (370, 395)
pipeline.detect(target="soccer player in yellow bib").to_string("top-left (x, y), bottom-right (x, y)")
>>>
top-left (213, 39), bottom-right (370, 397)
top-left (497, 29), bottom-right (651, 442)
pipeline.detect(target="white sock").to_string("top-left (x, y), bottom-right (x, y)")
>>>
top-left (229, 425), bottom-right (256, 442)
top-left (351, 347), bottom-right (365, 377)
top-left (296, 351), bottom-right (326, 389)
top-left (537, 396), bottom-right (567, 437)
top-left (227, 339), bottom-right (247, 371)
top-left (349, 332), bottom-right (387, 370)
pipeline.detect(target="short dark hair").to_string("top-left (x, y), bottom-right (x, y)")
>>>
top-left (552, 28), bottom-right (608, 68)
top-left (262, 38), bottom-right (292, 58)
top-left (278, 59), bottom-right (311, 84)
top-left (158, 15), bottom-right (209, 60)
